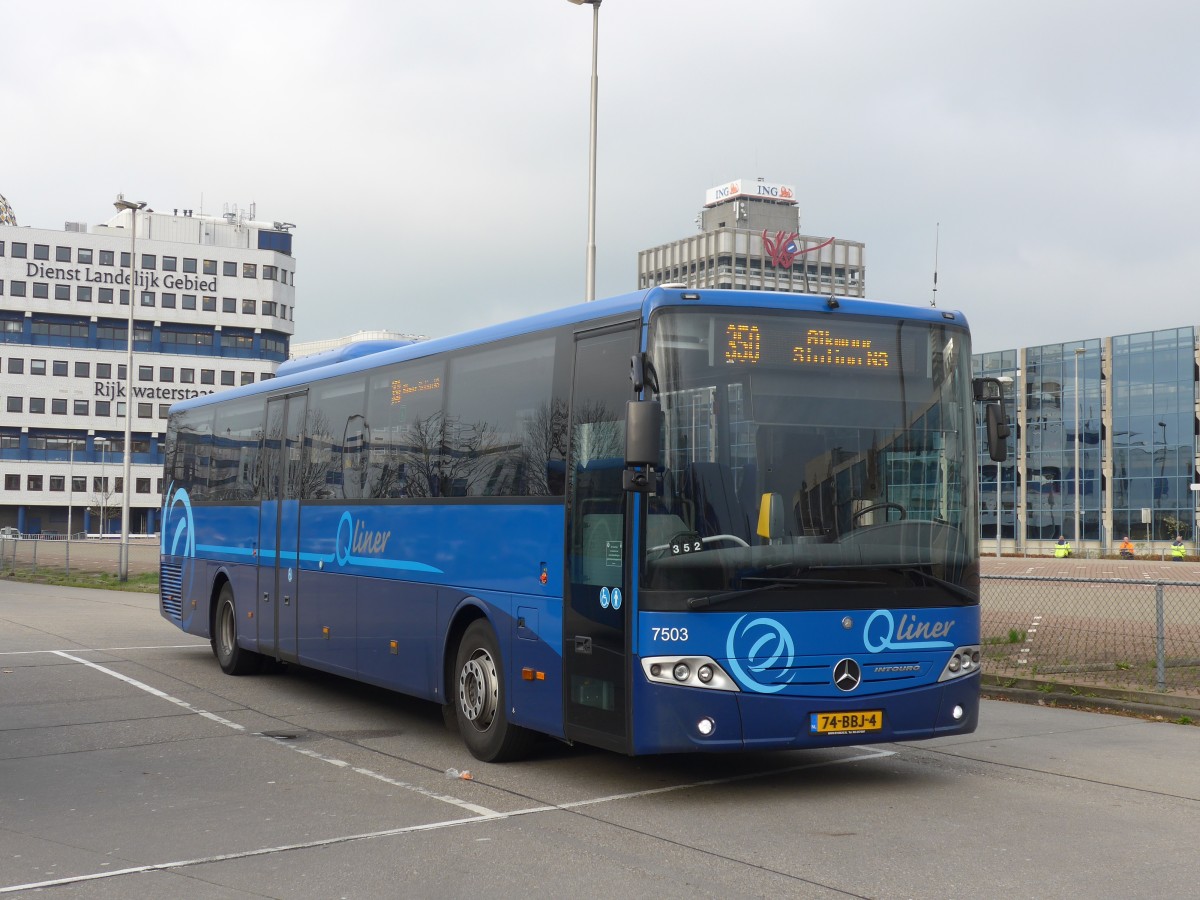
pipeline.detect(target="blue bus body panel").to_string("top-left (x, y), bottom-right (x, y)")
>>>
top-left (162, 494), bottom-right (567, 735)
top-left (632, 607), bottom-right (980, 753)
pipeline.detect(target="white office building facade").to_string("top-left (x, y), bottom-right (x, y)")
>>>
top-left (0, 197), bottom-right (296, 536)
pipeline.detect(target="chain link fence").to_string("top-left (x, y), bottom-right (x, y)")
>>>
top-left (0, 537), bottom-right (160, 580)
top-left (981, 574), bottom-right (1200, 700)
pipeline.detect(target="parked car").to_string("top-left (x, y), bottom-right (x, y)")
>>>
top-left (0, 526), bottom-right (19, 540)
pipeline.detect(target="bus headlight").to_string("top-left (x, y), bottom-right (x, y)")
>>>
top-left (938, 645), bottom-right (982, 682)
top-left (642, 656), bottom-right (740, 692)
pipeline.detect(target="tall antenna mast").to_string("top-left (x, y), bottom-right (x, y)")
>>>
top-left (931, 222), bottom-right (940, 308)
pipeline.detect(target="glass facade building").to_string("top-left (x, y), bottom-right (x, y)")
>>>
top-left (975, 328), bottom-right (1198, 554)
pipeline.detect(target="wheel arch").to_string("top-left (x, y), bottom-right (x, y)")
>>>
top-left (440, 597), bottom-right (491, 706)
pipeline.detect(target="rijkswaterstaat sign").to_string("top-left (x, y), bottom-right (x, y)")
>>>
top-left (94, 381), bottom-right (215, 401)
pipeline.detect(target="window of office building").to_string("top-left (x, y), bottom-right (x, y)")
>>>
top-left (54, 284), bottom-right (70, 301)
top-left (52, 398), bottom-right (67, 415)
top-left (78, 248), bottom-right (93, 264)
top-left (161, 292), bottom-right (176, 309)
top-left (77, 286), bottom-right (92, 302)
top-left (55, 246), bottom-right (71, 262)
top-left (50, 475), bottom-right (65, 491)
top-left (99, 249), bottom-right (114, 266)
top-left (27, 475), bottom-right (42, 491)
top-left (203, 259), bottom-right (217, 275)
top-left (242, 299), bottom-right (255, 315)
top-left (222, 297), bottom-right (236, 313)
top-left (34, 244), bottom-right (49, 260)
top-left (74, 400), bottom-right (88, 416)
top-left (99, 287), bottom-right (113, 303)
top-left (220, 371), bottom-right (235, 386)
top-left (33, 283), bottom-right (49, 299)
top-left (203, 296), bottom-right (216, 311)
top-left (29, 398), bottom-right (45, 414)
top-left (223, 261), bottom-right (237, 277)
top-left (75, 361), bottom-right (89, 377)
top-left (182, 294), bottom-right (196, 310)
top-left (163, 256), bottom-right (177, 272)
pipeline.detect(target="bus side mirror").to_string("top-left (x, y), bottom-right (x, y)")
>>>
top-left (985, 403), bottom-right (1010, 462)
top-left (623, 400), bottom-right (662, 492)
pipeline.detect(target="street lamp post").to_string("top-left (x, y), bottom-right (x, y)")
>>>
top-left (95, 438), bottom-right (109, 537)
top-left (1158, 421), bottom-right (1167, 541)
top-left (1073, 348), bottom-right (1085, 547)
top-left (567, 0), bottom-right (601, 302)
top-left (66, 441), bottom-right (74, 577)
top-left (114, 194), bottom-right (147, 581)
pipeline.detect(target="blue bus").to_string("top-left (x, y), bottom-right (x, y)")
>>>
top-left (159, 286), bottom-right (1004, 761)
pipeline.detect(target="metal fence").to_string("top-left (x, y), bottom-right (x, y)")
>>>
top-left (981, 574), bottom-right (1200, 699)
top-left (0, 537), bottom-right (160, 579)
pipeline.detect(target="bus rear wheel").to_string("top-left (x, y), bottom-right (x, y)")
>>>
top-left (212, 583), bottom-right (261, 676)
top-left (454, 619), bottom-right (533, 762)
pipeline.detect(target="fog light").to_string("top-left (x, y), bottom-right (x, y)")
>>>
top-left (673, 663), bottom-right (690, 682)
top-left (697, 717), bottom-right (715, 736)
top-left (947, 656), bottom-right (961, 673)
top-left (697, 664), bottom-right (713, 684)
top-left (650, 663), bottom-right (661, 677)
top-left (952, 705), bottom-right (964, 720)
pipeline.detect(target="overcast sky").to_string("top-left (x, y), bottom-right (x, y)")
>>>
top-left (4, 1), bottom-right (1197, 353)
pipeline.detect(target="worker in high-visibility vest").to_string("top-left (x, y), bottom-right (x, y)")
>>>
top-left (1054, 535), bottom-right (1071, 558)
top-left (1171, 535), bottom-right (1186, 561)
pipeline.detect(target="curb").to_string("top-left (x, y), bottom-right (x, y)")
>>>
top-left (982, 684), bottom-right (1198, 722)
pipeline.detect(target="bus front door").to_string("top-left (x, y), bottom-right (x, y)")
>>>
top-left (564, 324), bottom-right (637, 753)
top-left (258, 392), bottom-right (307, 662)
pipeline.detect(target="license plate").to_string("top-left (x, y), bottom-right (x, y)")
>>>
top-left (810, 710), bottom-right (883, 734)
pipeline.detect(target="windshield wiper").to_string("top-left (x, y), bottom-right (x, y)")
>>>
top-left (884, 566), bottom-right (978, 605)
top-left (687, 575), bottom-right (884, 610)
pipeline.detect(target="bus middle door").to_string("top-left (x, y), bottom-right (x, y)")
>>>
top-left (258, 392), bottom-right (307, 662)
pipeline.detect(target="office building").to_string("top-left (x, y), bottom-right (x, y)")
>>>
top-left (0, 196), bottom-right (296, 535)
top-left (637, 178), bottom-right (866, 297)
top-left (975, 329), bottom-right (1198, 552)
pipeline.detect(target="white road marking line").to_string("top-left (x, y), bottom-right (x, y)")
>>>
top-left (0, 643), bottom-right (208, 656)
top-left (260, 735), bottom-right (498, 817)
top-left (51, 651), bottom-right (245, 730)
top-left (47, 650), bottom-right (497, 816)
top-left (0, 746), bottom-right (893, 894)
top-left (1017, 614), bottom-right (1043, 667)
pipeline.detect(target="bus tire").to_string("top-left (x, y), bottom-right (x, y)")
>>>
top-left (453, 619), bottom-right (533, 762)
top-left (212, 583), bottom-right (261, 676)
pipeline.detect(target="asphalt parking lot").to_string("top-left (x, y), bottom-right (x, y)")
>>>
top-left (3, 581), bottom-right (1199, 899)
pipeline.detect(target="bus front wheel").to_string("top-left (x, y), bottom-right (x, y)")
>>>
top-left (454, 620), bottom-right (533, 762)
top-left (212, 583), bottom-right (261, 676)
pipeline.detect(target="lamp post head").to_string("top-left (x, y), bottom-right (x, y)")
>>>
top-left (114, 195), bottom-right (147, 212)
top-left (567, 0), bottom-right (601, 5)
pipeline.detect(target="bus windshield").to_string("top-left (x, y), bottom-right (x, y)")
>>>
top-left (640, 307), bottom-right (978, 611)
